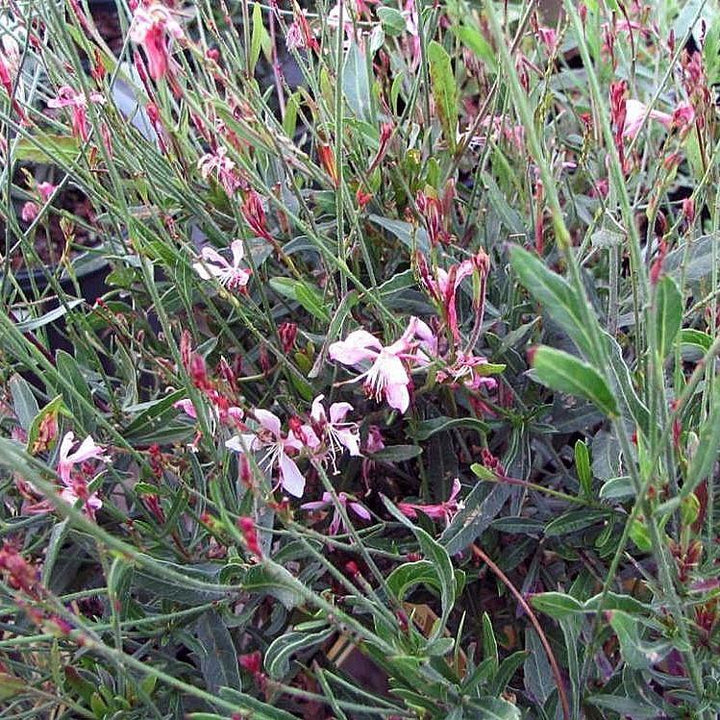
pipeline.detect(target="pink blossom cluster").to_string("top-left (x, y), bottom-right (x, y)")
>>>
top-left (55, 432), bottom-right (109, 518)
top-left (225, 395), bottom-right (361, 498)
top-left (130, 2), bottom-right (184, 81)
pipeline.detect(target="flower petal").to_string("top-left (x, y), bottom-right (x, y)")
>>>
top-left (278, 452), bottom-right (306, 497)
top-left (254, 409), bottom-right (282, 437)
top-left (329, 330), bottom-right (382, 366)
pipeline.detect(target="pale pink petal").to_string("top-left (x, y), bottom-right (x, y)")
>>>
top-left (173, 399), bottom-right (197, 418)
top-left (230, 239), bottom-right (245, 267)
top-left (335, 427), bottom-right (361, 456)
top-left (447, 478), bottom-right (462, 502)
top-left (254, 409), bottom-right (282, 437)
top-left (310, 394), bottom-right (326, 423)
top-left (328, 401), bottom-right (353, 425)
top-left (226, 433), bottom-right (256, 453)
top-left (329, 330), bottom-right (382, 366)
top-left (376, 352), bottom-right (409, 386)
top-left (199, 246), bottom-right (228, 267)
top-left (384, 381), bottom-right (410, 413)
top-left (278, 452), bottom-right (305, 497)
top-left (349, 502), bottom-right (371, 521)
top-left (70, 435), bottom-right (108, 464)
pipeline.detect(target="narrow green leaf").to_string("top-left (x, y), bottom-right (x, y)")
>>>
top-left (530, 592), bottom-right (584, 619)
top-left (9, 374), bottom-right (39, 431)
top-left (265, 627), bottom-right (334, 680)
top-left (343, 40), bottom-right (373, 124)
top-left (531, 346), bottom-right (619, 418)
top-left (427, 41), bottom-right (457, 151)
top-left (412, 416), bottom-right (488, 441)
top-left (654, 276), bottom-right (682, 358)
top-left (680, 328), bottom-right (713, 353)
top-left (684, 383), bottom-right (720, 498)
top-left (371, 444), bottom-right (423, 462)
top-left (509, 246), bottom-right (595, 358)
top-left (544, 509), bottom-right (613, 536)
top-left (250, 2), bottom-right (272, 73)
top-left (377, 6), bottom-right (406, 36)
top-left (195, 610), bottom-right (241, 692)
top-left (574, 440), bottom-right (592, 498)
top-left (269, 278), bottom-right (331, 322)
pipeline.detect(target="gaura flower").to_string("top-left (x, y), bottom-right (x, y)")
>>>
top-left (56, 432), bottom-right (109, 518)
top-left (226, 409), bottom-right (317, 497)
top-left (301, 491), bottom-right (371, 535)
top-left (130, 3), bottom-right (183, 81)
top-left (57, 432), bottom-right (109, 486)
top-left (198, 148), bottom-right (240, 195)
top-left (398, 478), bottom-right (463, 526)
top-left (328, 318), bottom-right (437, 413)
top-left (623, 99), bottom-right (695, 139)
top-left (310, 394), bottom-right (361, 468)
top-left (47, 86), bottom-right (105, 141)
top-left (193, 240), bottom-right (251, 291)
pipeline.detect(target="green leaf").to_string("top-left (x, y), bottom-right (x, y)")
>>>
top-left (510, 246), bottom-right (598, 359)
top-left (608, 611), bottom-right (670, 670)
top-left (124, 390), bottom-right (187, 438)
top-left (343, 40), bottom-right (373, 124)
top-left (250, 2), bottom-right (271, 73)
top-left (680, 328), bottom-right (713, 353)
top-left (13, 134), bottom-right (82, 164)
top-left (9, 374), bottom-right (39, 431)
top-left (544, 509), bottom-right (613, 537)
top-left (684, 382), bottom-right (720, 498)
top-left (531, 346), bottom-right (619, 417)
top-left (371, 444), bottom-right (423, 462)
top-left (412, 416), bottom-right (489, 441)
top-left (55, 350), bottom-right (96, 431)
top-left (530, 592), bottom-right (584, 619)
top-left (195, 610), bottom-right (241, 692)
top-left (387, 560), bottom-right (458, 601)
top-left (427, 41), bottom-right (457, 151)
top-left (704, 11), bottom-right (720, 86)
top-left (524, 628), bottom-right (554, 706)
top-left (14, 299), bottom-right (84, 332)
top-left (441, 481), bottom-right (512, 555)
top-left (598, 475), bottom-right (634, 500)
top-left (265, 626), bottom-right (335, 679)
top-left (219, 687), bottom-right (299, 720)
top-left (453, 24), bottom-right (497, 69)
top-left (574, 440), bottom-right (592, 498)
top-left (383, 497), bottom-right (456, 640)
top-left (654, 276), bottom-right (682, 359)
top-left (377, 6), bottom-right (406, 36)
top-left (269, 278), bottom-right (331, 323)
top-left (241, 564), bottom-right (304, 609)
top-left (368, 213), bottom-right (430, 253)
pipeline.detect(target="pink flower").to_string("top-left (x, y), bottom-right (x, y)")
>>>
top-left (301, 491), bottom-right (371, 535)
top-left (436, 352), bottom-right (499, 392)
top-left (198, 148), bottom-right (240, 195)
top-left (130, 3), bottom-right (183, 81)
top-left (329, 330), bottom-right (412, 413)
top-left (47, 86), bottom-right (105, 141)
top-left (57, 432), bottom-right (109, 486)
top-left (398, 478), bottom-right (463, 525)
top-left (21, 202), bottom-right (39, 223)
top-left (56, 432), bottom-right (109, 518)
top-left (310, 394), bottom-right (361, 466)
top-left (60, 480), bottom-right (103, 519)
top-left (329, 319), bottom-right (437, 413)
top-left (193, 240), bottom-right (251, 291)
top-left (226, 409), bottom-right (316, 497)
top-left (623, 99), bottom-right (695, 140)
top-left (417, 255), bottom-right (476, 343)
